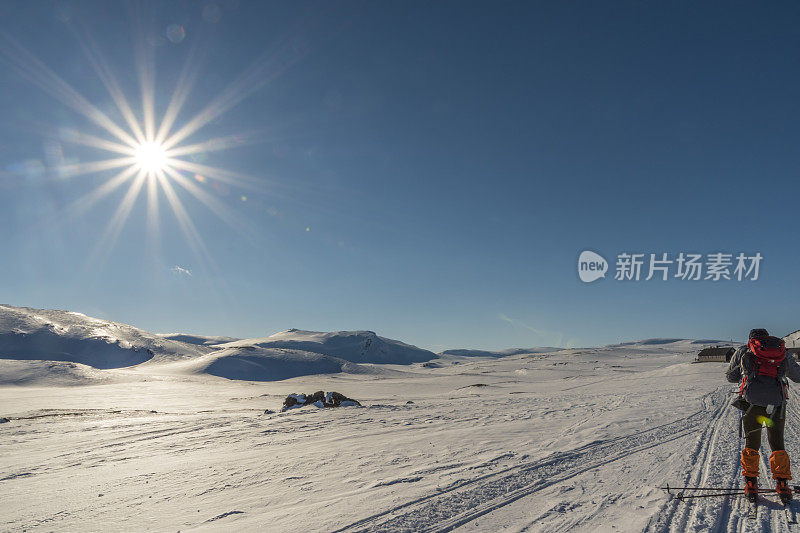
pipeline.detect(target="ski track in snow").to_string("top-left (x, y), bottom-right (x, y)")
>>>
top-left (646, 385), bottom-right (800, 533)
top-left (335, 384), bottom-right (800, 533)
top-left (336, 389), bottom-right (723, 532)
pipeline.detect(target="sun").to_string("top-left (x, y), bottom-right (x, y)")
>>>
top-left (0, 27), bottom-right (284, 272)
top-left (133, 141), bottom-right (168, 173)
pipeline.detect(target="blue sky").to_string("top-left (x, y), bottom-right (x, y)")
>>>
top-left (1, 1), bottom-right (798, 351)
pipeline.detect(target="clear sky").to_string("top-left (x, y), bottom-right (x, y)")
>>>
top-left (1, 1), bottom-right (798, 351)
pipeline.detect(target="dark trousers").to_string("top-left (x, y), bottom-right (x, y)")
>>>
top-left (743, 404), bottom-right (786, 451)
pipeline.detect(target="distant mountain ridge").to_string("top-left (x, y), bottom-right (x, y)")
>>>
top-left (0, 305), bottom-right (436, 382)
top-left (441, 338), bottom-right (736, 357)
top-left (439, 347), bottom-right (559, 357)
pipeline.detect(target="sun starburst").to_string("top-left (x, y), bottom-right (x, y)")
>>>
top-left (0, 17), bottom-right (306, 273)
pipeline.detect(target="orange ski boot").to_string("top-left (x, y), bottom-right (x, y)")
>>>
top-left (771, 450), bottom-right (793, 505)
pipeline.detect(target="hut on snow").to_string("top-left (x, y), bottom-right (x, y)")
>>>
top-left (696, 346), bottom-right (736, 363)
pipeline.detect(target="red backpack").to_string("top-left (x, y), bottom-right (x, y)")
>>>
top-left (748, 336), bottom-right (786, 378)
top-left (734, 335), bottom-right (788, 409)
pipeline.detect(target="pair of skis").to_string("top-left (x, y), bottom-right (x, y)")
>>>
top-left (661, 484), bottom-right (798, 522)
top-left (662, 483), bottom-right (798, 499)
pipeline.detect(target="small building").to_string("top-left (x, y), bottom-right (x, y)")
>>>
top-left (696, 346), bottom-right (735, 363)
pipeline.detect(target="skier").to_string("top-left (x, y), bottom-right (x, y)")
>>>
top-left (727, 328), bottom-right (800, 505)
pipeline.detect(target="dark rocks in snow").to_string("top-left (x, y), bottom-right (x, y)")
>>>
top-left (282, 391), bottom-right (361, 411)
top-left (0, 417), bottom-right (8, 423)
top-left (406, 400), bottom-right (414, 404)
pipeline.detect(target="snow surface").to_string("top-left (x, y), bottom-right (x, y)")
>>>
top-left (2, 306), bottom-right (800, 531)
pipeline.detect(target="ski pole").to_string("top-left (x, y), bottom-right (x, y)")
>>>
top-left (661, 487), bottom-right (751, 492)
top-left (675, 492), bottom-right (746, 500)
top-left (739, 410), bottom-right (743, 441)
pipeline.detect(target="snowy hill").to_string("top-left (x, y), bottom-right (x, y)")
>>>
top-left (0, 306), bottom-right (434, 383)
top-left (154, 329), bottom-right (436, 380)
top-left (0, 359), bottom-right (117, 386)
top-left (161, 345), bottom-right (404, 381)
top-left (220, 328), bottom-right (436, 365)
top-left (439, 347), bottom-right (559, 357)
top-left (0, 305), bottom-right (209, 369)
top-left (608, 337), bottom-right (733, 348)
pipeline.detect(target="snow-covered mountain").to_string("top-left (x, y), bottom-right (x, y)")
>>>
top-left (222, 328), bottom-right (436, 364)
top-left (162, 345), bottom-right (405, 382)
top-left (0, 305), bottom-right (435, 383)
top-left (160, 329), bottom-right (438, 381)
top-left (0, 305), bottom-right (210, 369)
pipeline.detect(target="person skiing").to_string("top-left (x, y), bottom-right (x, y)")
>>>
top-left (727, 328), bottom-right (800, 505)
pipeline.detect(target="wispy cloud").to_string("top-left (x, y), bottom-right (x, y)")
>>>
top-left (499, 314), bottom-right (548, 336)
top-left (498, 314), bottom-right (581, 348)
top-left (171, 265), bottom-right (192, 277)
